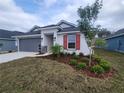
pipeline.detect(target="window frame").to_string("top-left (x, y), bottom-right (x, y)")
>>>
top-left (67, 34), bottom-right (76, 49)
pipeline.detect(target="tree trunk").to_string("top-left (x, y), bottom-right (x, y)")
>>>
top-left (89, 47), bottom-right (92, 66)
top-left (89, 39), bottom-right (95, 66)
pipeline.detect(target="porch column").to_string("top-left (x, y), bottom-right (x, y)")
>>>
top-left (53, 32), bottom-right (57, 45)
top-left (16, 37), bottom-right (19, 52)
top-left (41, 30), bottom-right (44, 46)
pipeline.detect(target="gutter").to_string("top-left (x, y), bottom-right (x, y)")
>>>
top-left (105, 33), bottom-right (124, 40)
top-left (0, 38), bottom-right (15, 41)
top-left (12, 34), bottom-right (41, 38)
top-left (57, 31), bottom-right (80, 34)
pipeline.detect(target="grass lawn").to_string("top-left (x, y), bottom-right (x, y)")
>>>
top-left (0, 49), bottom-right (124, 93)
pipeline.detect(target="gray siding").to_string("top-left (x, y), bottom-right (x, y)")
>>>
top-left (19, 38), bottom-right (41, 52)
top-left (0, 39), bottom-right (16, 51)
top-left (106, 35), bottom-right (124, 52)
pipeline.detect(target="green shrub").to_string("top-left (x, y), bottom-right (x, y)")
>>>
top-left (91, 65), bottom-right (104, 74)
top-left (76, 63), bottom-right (86, 69)
top-left (95, 38), bottom-right (106, 48)
top-left (92, 55), bottom-right (102, 63)
top-left (51, 44), bottom-right (62, 57)
top-left (69, 59), bottom-right (77, 66)
top-left (72, 52), bottom-right (76, 56)
top-left (100, 60), bottom-right (111, 71)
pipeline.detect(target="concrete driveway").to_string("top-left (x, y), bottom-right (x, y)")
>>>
top-left (0, 52), bottom-right (36, 63)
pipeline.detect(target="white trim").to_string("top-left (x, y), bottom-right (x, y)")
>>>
top-left (57, 31), bottom-right (80, 34)
top-left (12, 34), bottom-right (41, 38)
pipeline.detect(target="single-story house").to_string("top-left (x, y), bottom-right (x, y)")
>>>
top-left (106, 29), bottom-right (124, 53)
top-left (0, 29), bottom-right (24, 52)
top-left (13, 20), bottom-right (90, 55)
top-left (0, 38), bottom-right (16, 52)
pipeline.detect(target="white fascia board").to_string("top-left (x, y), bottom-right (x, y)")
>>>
top-left (57, 31), bottom-right (80, 34)
top-left (12, 34), bottom-right (41, 38)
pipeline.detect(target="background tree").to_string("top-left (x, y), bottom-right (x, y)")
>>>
top-left (77, 0), bottom-right (103, 66)
top-left (98, 28), bottom-right (111, 38)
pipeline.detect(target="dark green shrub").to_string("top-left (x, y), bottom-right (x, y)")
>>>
top-left (76, 63), bottom-right (86, 69)
top-left (79, 52), bottom-right (84, 56)
top-left (100, 60), bottom-right (111, 71)
top-left (60, 52), bottom-right (64, 56)
top-left (73, 55), bottom-right (79, 59)
top-left (91, 65), bottom-right (104, 74)
top-left (72, 52), bottom-right (76, 56)
top-left (69, 59), bottom-right (77, 66)
top-left (92, 55), bottom-right (102, 63)
top-left (67, 52), bottom-right (71, 56)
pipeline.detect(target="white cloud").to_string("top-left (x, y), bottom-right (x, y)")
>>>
top-left (50, 0), bottom-right (95, 24)
top-left (0, 0), bottom-right (43, 32)
top-left (50, 0), bottom-right (124, 32)
top-left (45, 0), bottom-right (57, 8)
top-left (0, 0), bottom-right (124, 32)
top-left (97, 0), bottom-right (124, 31)
top-left (34, 0), bottom-right (57, 8)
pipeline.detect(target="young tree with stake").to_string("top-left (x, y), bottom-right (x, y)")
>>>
top-left (77, 0), bottom-right (103, 66)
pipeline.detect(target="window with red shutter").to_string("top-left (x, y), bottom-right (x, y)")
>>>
top-left (68, 34), bottom-right (76, 49)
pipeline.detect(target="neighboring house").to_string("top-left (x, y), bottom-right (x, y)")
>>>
top-left (13, 20), bottom-right (90, 55)
top-left (0, 29), bottom-right (24, 52)
top-left (106, 28), bottom-right (124, 53)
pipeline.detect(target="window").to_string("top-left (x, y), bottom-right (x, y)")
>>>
top-left (68, 34), bottom-right (76, 49)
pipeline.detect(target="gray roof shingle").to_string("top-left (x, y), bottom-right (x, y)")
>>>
top-left (0, 29), bottom-right (24, 38)
top-left (58, 27), bottom-right (80, 32)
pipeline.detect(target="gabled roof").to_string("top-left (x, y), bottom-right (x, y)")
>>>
top-left (115, 28), bottom-right (124, 34)
top-left (57, 20), bottom-right (76, 27)
top-left (13, 20), bottom-right (80, 37)
top-left (41, 24), bottom-right (58, 28)
top-left (58, 27), bottom-right (80, 32)
top-left (29, 25), bottom-right (41, 32)
top-left (0, 29), bottom-right (24, 38)
top-left (106, 28), bottom-right (124, 40)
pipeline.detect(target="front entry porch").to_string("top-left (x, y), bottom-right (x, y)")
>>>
top-left (41, 33), bottom-right (54, 53)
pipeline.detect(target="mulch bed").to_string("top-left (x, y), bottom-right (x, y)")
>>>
top-left (37, 54), bottom-right (115, 79)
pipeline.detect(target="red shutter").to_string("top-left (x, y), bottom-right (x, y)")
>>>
top-left (63, 34), bottom-right (67, 49)
top-left (76, 33), bottom-right (80, 50)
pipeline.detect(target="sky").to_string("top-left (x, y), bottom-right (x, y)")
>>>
top-left (0, 0), bottom-right (124, 32)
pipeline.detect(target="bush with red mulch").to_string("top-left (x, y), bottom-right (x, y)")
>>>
top-left (39, 54), bottom-right (115, 79)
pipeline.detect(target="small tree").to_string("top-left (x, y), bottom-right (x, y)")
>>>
top-left (77, 0), bottom-right (103, 66)
top-left (51, 44), bottom-right (62, 57)
top-left (95, 38), bottom-right (106, 48)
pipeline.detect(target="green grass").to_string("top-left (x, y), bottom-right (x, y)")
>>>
top-left (94, 49), bottom-right (124, 93)
top-left (0, 49), bottom-right (124, 93)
